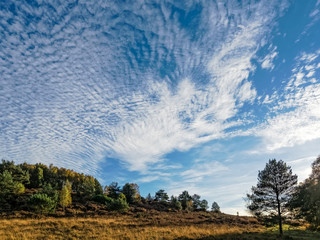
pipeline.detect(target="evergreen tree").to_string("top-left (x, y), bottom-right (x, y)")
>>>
top-left (41, 182), bottom-right (58, 203)
top-left (30, 165), bottom-right (44, 188)
top-left (211, 201), bottom-right (221, 213)
top-left (290, 156), bottom-right (320, 229)
top-left (191, 194), bottom-right (201, 210)
top-left (28, 193), bottom-right (56, 214)
top-left (146, 193), bottom-right (153, 202)
top-left (0, 170), bottom-right (15, 210)
top-left (246, 159), bottom-right (297, 236)
top-left (155, 189), bottom-right (169, 202)
top-left (94, 178), bottom-right (103, 195)
top-left (1, 160), bottom-right (30, 185)
top-left (178, 191), bottom-right (192, 210)
top-left (199, 199), bottom-right (209, 211)
top-left (170, 196), bottom-right (182, 211)
top-left (104, 182), bottom-right (121, 199)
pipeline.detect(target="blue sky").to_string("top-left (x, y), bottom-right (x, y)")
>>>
top-left (1, 0), bottom-right (320, 214)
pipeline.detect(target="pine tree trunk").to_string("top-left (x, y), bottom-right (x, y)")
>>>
top-left (276, 192), bottom-right (283, 236)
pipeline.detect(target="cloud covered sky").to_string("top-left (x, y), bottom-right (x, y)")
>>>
top-left (1, 0), bottom-right (320, 214)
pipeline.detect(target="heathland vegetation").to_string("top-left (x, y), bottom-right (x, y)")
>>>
top-left (1, 156), bottom-right (320, 239)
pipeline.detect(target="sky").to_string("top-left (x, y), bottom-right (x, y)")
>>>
top-left (0, 0), bottom-right (320, 215)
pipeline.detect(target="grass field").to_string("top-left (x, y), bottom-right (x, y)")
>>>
top-left (0, 211), bottom-right (319, 239)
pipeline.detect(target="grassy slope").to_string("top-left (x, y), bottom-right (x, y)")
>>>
top-left (0, 211), bottom-right (319, 240)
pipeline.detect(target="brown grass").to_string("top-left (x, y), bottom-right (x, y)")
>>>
top-left (0, 212), bottom-right (265, 240)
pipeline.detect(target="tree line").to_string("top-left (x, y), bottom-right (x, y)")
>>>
top-left (246, 156), bottom-right (320, 236)
top-left (0, 160), bottom-right (220, 215)
top-left (2, 155), bottom-right (318, 234)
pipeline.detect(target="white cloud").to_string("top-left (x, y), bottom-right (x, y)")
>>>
top-left (310, 9), bottom-right (319, 18)
top-left (256, 49), bottom-right (320, 151)
top-left (261, 46), bottom-right (278, 70)
top-left (180, 161), bottom-right (228, 182)
top-left (0, 0), bottom-right (290, 175)
top-left (288, 156), bottom-right (316, 182)
top-left (137, 175), bottom-right (159, 183)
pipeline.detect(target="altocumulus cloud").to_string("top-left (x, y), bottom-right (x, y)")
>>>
top-left (0, 0), bottom-right (292, 175)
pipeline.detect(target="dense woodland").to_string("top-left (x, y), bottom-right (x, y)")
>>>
top-left (0, 160), bottom-right (216, 216)
top-left (1, 156), bottom-right (320, 233)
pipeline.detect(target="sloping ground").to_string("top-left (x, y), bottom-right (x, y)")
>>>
top-left (0, 208), bottom-right (319, 240)
top-left (0, 212), bottom-right (263, 240)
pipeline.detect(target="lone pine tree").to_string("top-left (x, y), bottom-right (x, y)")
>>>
top-left (246, 159), bottom-right (297, 236)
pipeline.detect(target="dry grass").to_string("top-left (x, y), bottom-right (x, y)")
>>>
top-left (0, 218), bottom-right (257, 240)
top-left (1, 211), bottom-right (319, 239)
top-left (0, 212), bottom-right (264, 240)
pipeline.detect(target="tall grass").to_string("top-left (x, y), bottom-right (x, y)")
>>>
top-left (0, 215), bottom-right (262, 240)
top-left (0, 214), bottom-right (319, 240)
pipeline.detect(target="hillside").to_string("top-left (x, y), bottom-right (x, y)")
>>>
top-left (1, 211), bottom-right (319, 240)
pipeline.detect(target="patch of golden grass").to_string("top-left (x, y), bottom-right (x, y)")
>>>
top-left (0, 214), bottom-right (265, 240)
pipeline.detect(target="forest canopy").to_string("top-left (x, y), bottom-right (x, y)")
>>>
top-left (0, 160), bottom-right (211, 215)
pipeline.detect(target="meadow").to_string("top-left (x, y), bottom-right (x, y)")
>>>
top-left (1, 211), bottom-right (320, 240)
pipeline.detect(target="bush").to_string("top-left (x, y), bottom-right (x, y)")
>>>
top-left (107, 193), bottom-right (129, 212)
top-left (108, 198), bottom-right (129, 212)
top-left (92, 194), bottom-right (129, 212)
top-left (170, 196), bottom-right (182, 211)
top-left (28, 193), bottom-right (56, 214)
top-left (92, 194), bottom-right (113, 205)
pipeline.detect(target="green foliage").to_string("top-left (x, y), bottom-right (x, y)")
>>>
top-left (170, 196), bottom-right (182, 211)
top-left (28, 193), bottom-right (56, 214)
top-left (0, 170), bottom-right (15, 210)
top-left (290, 156), bottom-right (320, 229)
top-left (0, 170), bottom-right (26, 210)
top-left (92, 194), bottom-right (114, 205)
top-left (94, 178), bottom-right (103, 195)
top-left (155, 189), bottom-right (169, 202)
top-left (30, 166), bottom-right (44, 188)
top-left (41, 183), bottom-right (59, 202)
top-left (108, 193), bottom-right (129, 212)
top-left (79, 176), bottom-right (96, 200)
top-left (13, 182), bottom-right (25, 195)
top-left (178, 191), bottom-right (192, 210)
top-left (0, 160), bottom-right (30, 185)
top-left (211, 201), bottom-right (221, 213)
top-left (192, 194), bottom-right (201, 210)
top-left (146, 193), bottom-right (153, 202)
top-left (0, 170), bottom-right (14, 195)
top-left (199, 199), bottom-right (209, 211)
top-left (246, 159), bottom-right (297, 235)
top-left (122, 183), bottom-right (140, 204)
top-left (92, 193), bottom-right (129, 211)
top-left (104, 182), bottom-right (121, 199)
top-left (59, 180), bottom-right (72, 211)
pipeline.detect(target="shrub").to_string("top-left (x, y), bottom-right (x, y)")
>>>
top-left (170, 196), bottom-right (182, 211)
top-left (108, 193), bottom-right (129, 212)
top-left (92, 194), bottom-right (113, 205)
top-left (28, 193), bottom-right (56, 214)
top-left (109, 198), bottom-right (129, 212)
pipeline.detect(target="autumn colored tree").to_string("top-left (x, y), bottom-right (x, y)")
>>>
top-left (59, 180), bottom-right (72, 211)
